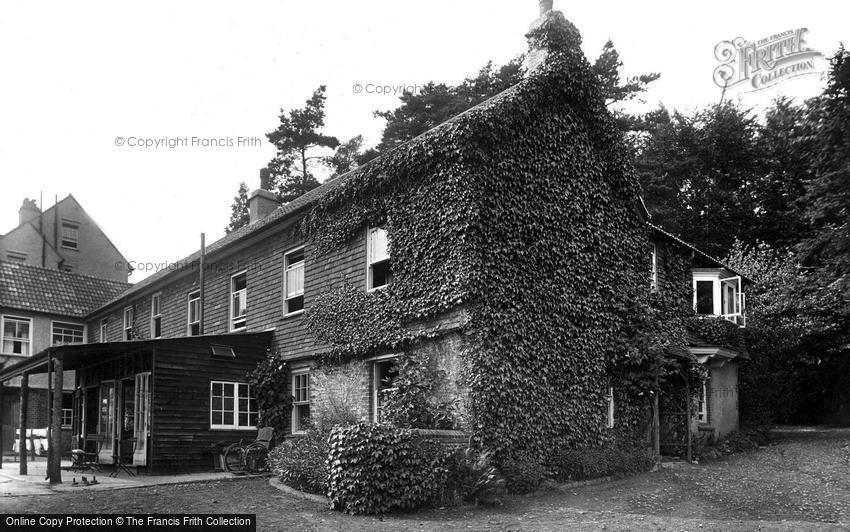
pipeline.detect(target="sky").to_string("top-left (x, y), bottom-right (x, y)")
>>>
top-left (0, 0), bottom-right (846, 282)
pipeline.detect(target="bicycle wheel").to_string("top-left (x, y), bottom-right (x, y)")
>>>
top-left (244, 444), bottom-right (269, 474)
top-left (222, 444), bottom-right (246, 474)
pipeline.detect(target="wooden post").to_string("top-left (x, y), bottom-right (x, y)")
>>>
top-left (0, 381), bottom-right (4, 469)
top-left (685, 377), bottom-right (692, 463)
top-left (199, 233), bottom-right (205, 335)
top-left (19, 373), bottom-right (28, 475)
top-left (653, 371), bottom-right (660, 461)
top-left (49, 357), bottom-right (63, 484)
top-left (46, 356), bottom-right (52, 478)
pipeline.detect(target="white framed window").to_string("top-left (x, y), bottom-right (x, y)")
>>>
top-left (606, 386), bottom-right (615, 428)
top-left (100, 318), bottom-right (108, 342)
top-left (123, 306), bottom-right (134, 341)
top-left (187, 290), bottom-right (201, 336)
top-left (210, 381), bottom-right (256, 429)
top-left (51, 321), bottom-right (85, 345)
top-left (698, 382), bottom-right (709, 423)
top-left (283, 247), bottom-right (305, 315)
top-left (230, 271), bottom-right (247, 330)
top-left (62, 392), bottom-right (73, 429)
top-left (720, 276), bottom-right (745, 326)
top-left (61, 222), bottom-right (79, 249)
top-left (367, 227), bottom-right (391, 291)
top-left (1, 315), bottom-right (32, 355)
top-left (150, 293), bottom-right (162, 338)
top-left (694, 278), bottom-right (715, 315)
top-left (693, 271), bottom-right (746, 327)
top-left (291, 370), bottom-right (310, 433)
top-left (650, 244), bottom-right (658, 290)
top-left (372, 356), bottom-right (398, 423)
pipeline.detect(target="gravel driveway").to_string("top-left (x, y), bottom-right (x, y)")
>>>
top-left (2, 426), bottom-right (848, 531)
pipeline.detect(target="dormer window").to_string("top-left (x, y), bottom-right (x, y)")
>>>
top-left (692, 270), bottom-right (746, 327)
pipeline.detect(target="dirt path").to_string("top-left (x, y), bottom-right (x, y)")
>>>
top-left (1, 427), bottom-right (848, 531)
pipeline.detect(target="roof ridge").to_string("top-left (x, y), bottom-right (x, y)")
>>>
top-left (0, 260), bottom-right (131, 287)
top-left (90, 76), bottom-right (537, 313)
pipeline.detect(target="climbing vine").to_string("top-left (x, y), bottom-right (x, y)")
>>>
top-left (248, 349), bottom-right (292, 437)
top-left (298, 11), bottom-right (692, 469)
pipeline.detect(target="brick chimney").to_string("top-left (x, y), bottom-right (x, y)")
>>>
top-left (248, 168), bottom-right (281, 224)
top-left (523, 0), bottom-right (581, 75)
top-left (19, 198), bottom-right (40, 225)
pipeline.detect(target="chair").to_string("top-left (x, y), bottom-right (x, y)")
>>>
top-left (69, 435), bottom-right (103, 473)
top-left (109, 439), bottom-right (137, 477)
top-left (253, 427), bottom-right (274, 451)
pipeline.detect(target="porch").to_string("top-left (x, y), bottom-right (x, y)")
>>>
top-left (0, 332), bottom-right (272, 484)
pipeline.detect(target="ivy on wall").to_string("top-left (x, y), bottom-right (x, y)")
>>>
top-left (688, 315), bottom-right (745, 349)
top-left (298, 11), bottom-right (694, 468)
top-left (248, 349), bottom-right (292, 437)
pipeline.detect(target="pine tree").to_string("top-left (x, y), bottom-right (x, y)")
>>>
top-left (225, 182), bottom-right (250, 234)
top-left (265, 86), bottom-right (339, 202)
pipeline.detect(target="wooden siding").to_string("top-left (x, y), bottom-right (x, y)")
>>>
top-left (87, 215), bottom-right (368, 363)
top-left (150, 334), bottom-right (270, 473)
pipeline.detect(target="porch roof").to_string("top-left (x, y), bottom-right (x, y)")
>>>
top-left (0, 331), bottom-right (272, 383)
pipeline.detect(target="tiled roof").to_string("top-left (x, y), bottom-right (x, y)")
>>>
top-left (648, 223), bottom-right (752, 283)
top-left (96, 80), bottom-right (529, 312)
top-left (0, 261), bottom-right (130, 318)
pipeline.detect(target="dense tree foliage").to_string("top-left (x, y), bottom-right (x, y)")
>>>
top-left (638, 47), bottom-right (850, 426)
top-left (374, 41), bottom-right (658, 153)
top-left (265, 85), bottom-right (340, 202)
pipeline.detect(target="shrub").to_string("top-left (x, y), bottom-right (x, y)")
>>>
top-left (552, 446), bottom-right (655, 483)
top-left (326, 423), bottom-right (449, 515)
top-left (500, 455), bottom-right (549, 494)
top-left (380, 352), bottom-right (459, 430)
top-left (268, 428), bottom-right (329, 495)
top-left (441, 449), bottom-right (506, 506)
top-left (311, 361), bottom-right (370, 430)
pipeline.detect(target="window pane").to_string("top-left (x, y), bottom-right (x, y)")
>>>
top-left (286, 295), bottom-right (304, 313)
top-left (696, 281), bottom-right (714, 315)
top-left (370, 260), bottom-right (391, 289)
top-left (285, 262), bottom-right (304, 298)
top-left (233, 273), bottom-right (247, 292)
top-left (369, 228), bottom-right (389, 264)
top-left (223, 411), bottom-right (234, 425)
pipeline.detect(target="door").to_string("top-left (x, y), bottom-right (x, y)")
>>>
top-left (133, 372), bottom-right (151, 466)
top-left (98, 381), bottom-right (116, 464)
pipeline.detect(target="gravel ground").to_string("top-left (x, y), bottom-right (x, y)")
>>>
top-left (1, 427), bottom-right (848, 531)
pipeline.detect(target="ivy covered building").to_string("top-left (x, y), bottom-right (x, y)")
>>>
top-left (0, 3), bottom-right (749, 478)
